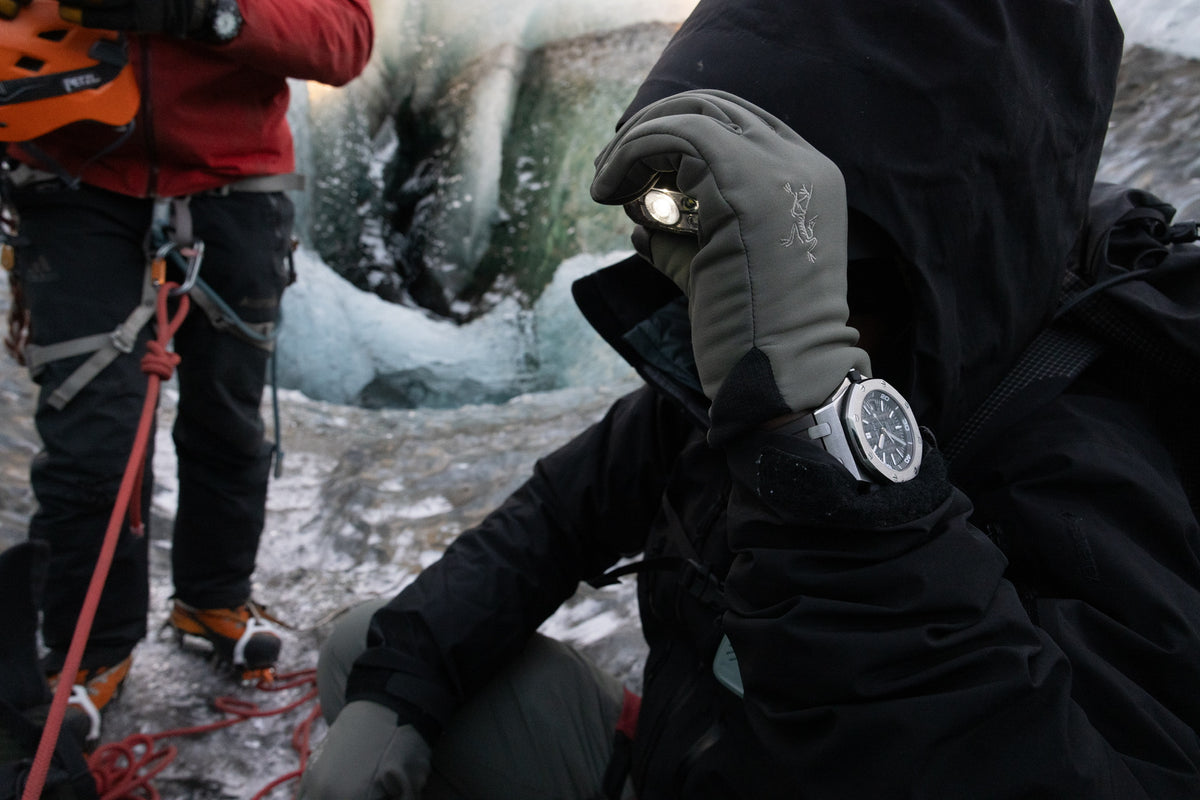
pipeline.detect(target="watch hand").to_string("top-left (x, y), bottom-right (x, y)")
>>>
top-left (883, 428), bottom-right (905, 445)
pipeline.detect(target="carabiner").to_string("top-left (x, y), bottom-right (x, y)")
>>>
top-left (154, 239), bottom-right (205, 296)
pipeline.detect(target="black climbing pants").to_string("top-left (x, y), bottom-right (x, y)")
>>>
top-left (316, 599), bottom-right (638, 800)
top-left (13, 179), bottom-right (294, 671)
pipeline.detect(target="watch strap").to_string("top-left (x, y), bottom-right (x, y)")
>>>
top-left (773, 377), bottom-right (870, 482)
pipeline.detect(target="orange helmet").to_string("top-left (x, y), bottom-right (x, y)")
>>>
top-left (0, 0), bottom-right (139, 141)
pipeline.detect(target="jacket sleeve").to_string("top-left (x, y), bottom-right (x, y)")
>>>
top-left (220, 0), bottom-right (374, 85)
top-left (718, 416), bottom-right (1196, 798)
top-left (344, 386), bottom-right (694, 740)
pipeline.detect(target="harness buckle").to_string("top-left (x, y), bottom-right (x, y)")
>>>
top-left (110, 327), bottom-right (135, 354)
top-left (682, 558), bottom-right (725, 609)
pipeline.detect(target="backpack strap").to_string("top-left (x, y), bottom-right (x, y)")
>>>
top-left (944, 183), bottom-right (1199, 467)
top-left (587, 496), bottom-right (728, 612)
top-left (941, 324), bottom-right (1104, 465)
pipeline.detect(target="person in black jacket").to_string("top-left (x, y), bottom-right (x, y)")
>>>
top-left (301, 1), bottom-right (1200, 798)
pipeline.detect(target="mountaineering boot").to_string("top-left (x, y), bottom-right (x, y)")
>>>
top-left (45, 654), bottom-right (134, 747)
top-left (168, 599), bottom-right (283, 681)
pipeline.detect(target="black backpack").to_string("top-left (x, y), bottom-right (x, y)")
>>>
top-left (944, 181), bottom-right (1200, 513)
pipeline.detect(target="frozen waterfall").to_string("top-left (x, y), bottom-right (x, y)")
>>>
top-left (276, 0), bottom-right (1200, 410)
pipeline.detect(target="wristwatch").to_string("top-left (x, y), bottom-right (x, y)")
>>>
top-left (780, 370), bottom-right (922, 483)
top-left (203, 0), bottom-right (243, 43)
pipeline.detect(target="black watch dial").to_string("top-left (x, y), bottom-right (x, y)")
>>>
top-left (860, 389), bottom-right (917, 471)
top-left (845, 378), bottom-right (922, 483)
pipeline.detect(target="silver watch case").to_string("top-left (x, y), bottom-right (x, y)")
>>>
top-left (794, 372), bottom-right (922, 483)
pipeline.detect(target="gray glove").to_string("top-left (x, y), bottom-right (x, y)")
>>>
top-left (299, 701), bottom-right (432, 800)
top-left (630, 223), bottom-right (698, 294)
top-left (592, 90), bottom-right (869, 443)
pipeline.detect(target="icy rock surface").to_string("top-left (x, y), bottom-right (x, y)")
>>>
top-left (293, 7), bottom-right (688, 316)
top-left (1097, 45), bottom-right (1200, 220)
top-left (0, 328), bottom-right (643, 797)
top-left (1111, 0), bottom-right (1200, 61)
top-left (274, 248), bottom-right (637, 407)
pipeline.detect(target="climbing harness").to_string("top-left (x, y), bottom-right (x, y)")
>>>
top-left (6, 173), bottom-right (303, 482)
top-left (5, 183), bottom-right (296, 533)
top-left (15, 276), bottom-right (318, 800)
top-left (19, 276), bottom-right (188, 800)
top-left (19, 183), bottom-right (298, 407)
top-left (145, 181), bottom-right (303, 478)
top-left (21, 249), bottom-right (162, 410)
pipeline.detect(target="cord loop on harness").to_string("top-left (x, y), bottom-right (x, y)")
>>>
top-left (124, 282), bottom-right (187, 536)
top-left (148, 278), bottom-right (189, 368)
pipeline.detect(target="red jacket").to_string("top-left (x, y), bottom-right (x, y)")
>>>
top-left (17, 0), bottom-right (373, 197)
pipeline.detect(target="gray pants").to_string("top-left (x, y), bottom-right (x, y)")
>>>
top-left (317, 600), bottom-right (635, 800)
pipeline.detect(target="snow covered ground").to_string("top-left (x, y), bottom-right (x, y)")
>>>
top-left (0, 344), bottom-right (644, 798)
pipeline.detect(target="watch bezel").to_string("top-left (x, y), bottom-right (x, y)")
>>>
top-left (842, 377), bottom-right (922, 483)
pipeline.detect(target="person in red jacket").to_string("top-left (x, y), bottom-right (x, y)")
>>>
top-left (1, 0), bottom-right (372, 742)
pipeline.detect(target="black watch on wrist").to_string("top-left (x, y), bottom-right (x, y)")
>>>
top-left (781, 369), bottom-right (922, 483)
top-left (203, 0), bottom-right (243, 43)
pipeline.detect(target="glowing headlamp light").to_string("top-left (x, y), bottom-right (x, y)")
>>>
top-left (623, 174), bottom-right (700, 235)
top-left (644, 189), bottom-right (682, 227)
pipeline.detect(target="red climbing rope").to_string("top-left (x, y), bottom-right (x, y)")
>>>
top-left (22, 281), bottom-right (189, 800)
top-left (86, 668), bottom-right (321, 800)
top-left (22, 279), bottom-right (318, 800)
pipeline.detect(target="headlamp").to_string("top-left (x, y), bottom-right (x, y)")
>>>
top-left (624, 173), bottom-right (700, 235)
top-left (644, 189), bottom-right (682, 226)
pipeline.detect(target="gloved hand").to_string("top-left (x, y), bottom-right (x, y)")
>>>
top-left (55, 0), bottom-right (241, 41)
top-left (298, 701), bottom-right (433, 800)
top-left (592, 90), bottom-right (870, 444)
top-left (630, 223), bottom-right (698, 294)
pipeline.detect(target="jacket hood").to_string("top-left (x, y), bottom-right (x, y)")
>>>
top-left (608, 0), bottom-right (1124, 441)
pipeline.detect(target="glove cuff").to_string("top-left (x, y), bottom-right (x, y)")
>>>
top-left (707, 347), bottom-right (790, 445)
top-left (732, 431), bottom-right (952, 530)
top-left (707, 344), bottom-right (868, 447)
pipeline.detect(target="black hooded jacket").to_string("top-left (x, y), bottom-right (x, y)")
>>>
top-left (345, 2), bottom-right (1200, 796)
top-left (623, 0), bottom-right (1124, 444)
